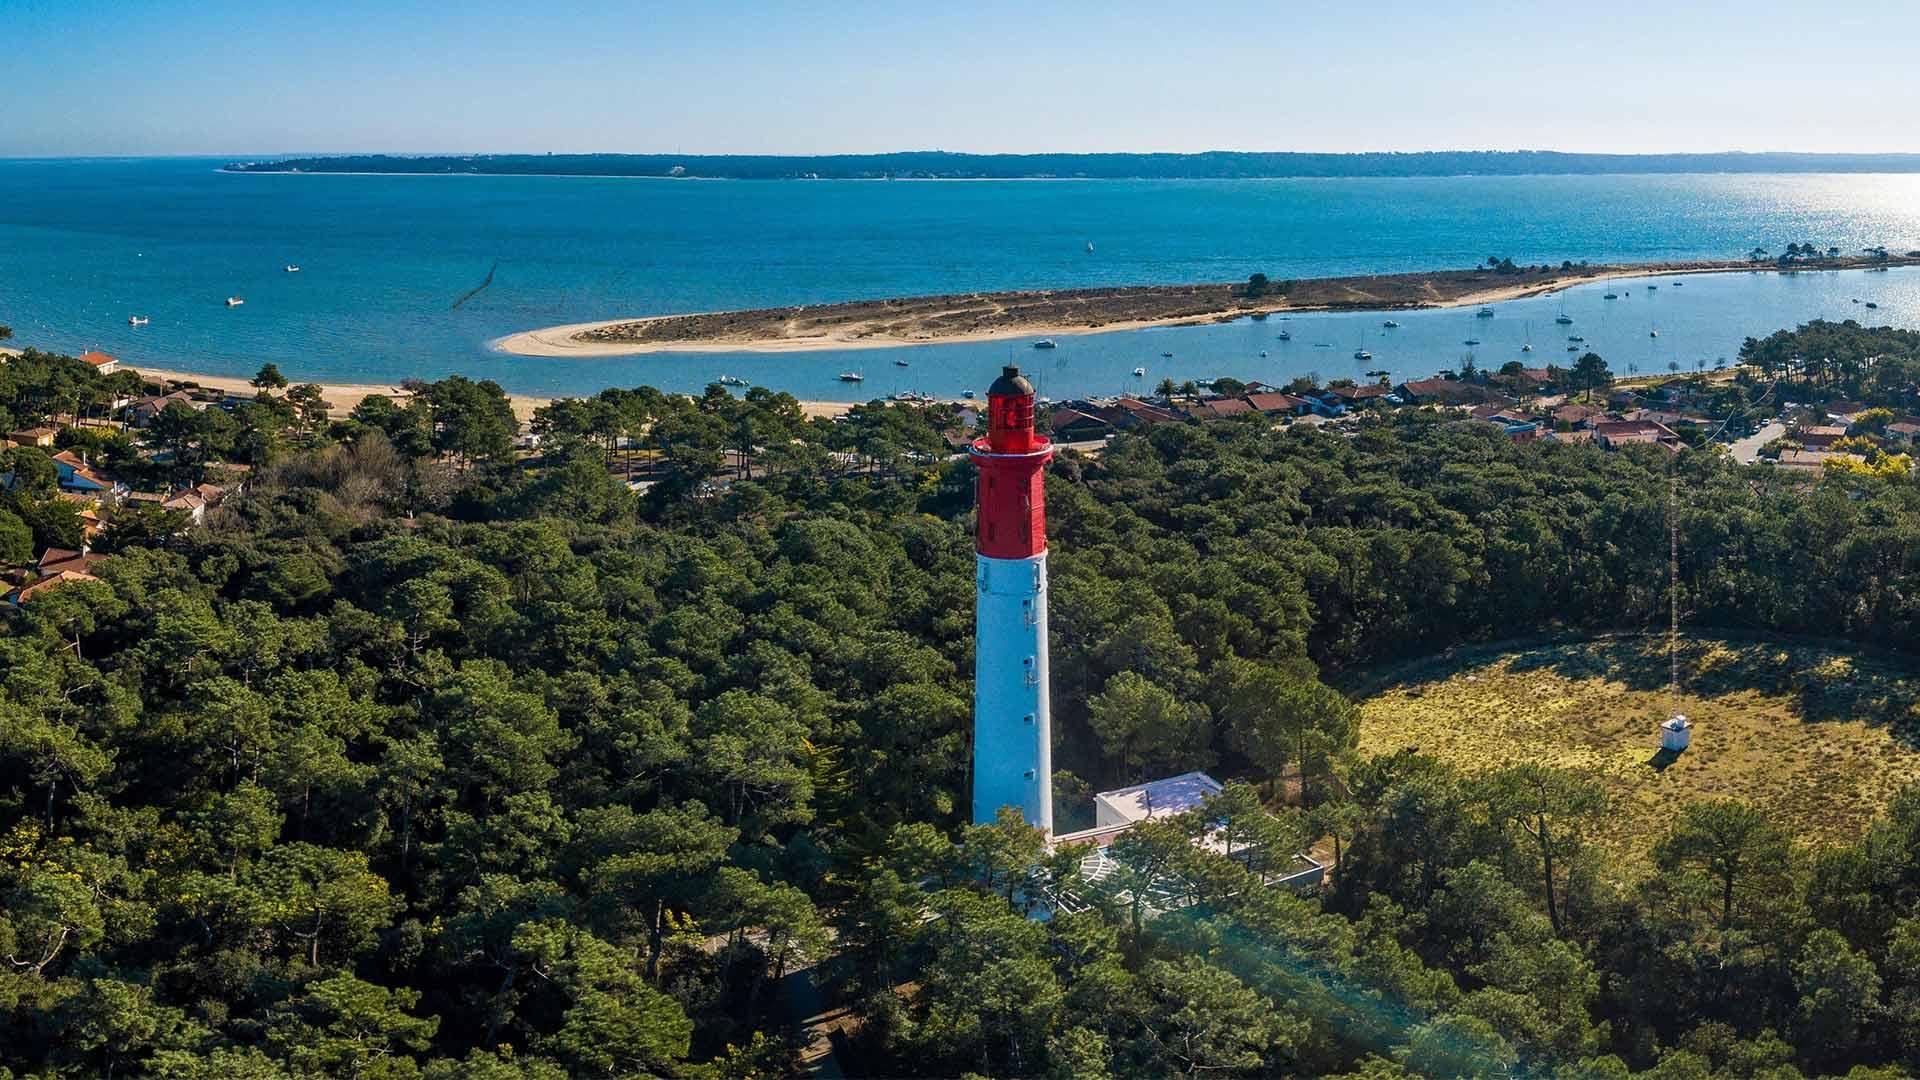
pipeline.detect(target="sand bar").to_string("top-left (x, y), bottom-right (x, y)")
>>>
top-left (495, 256), bottom-right (1920, 359)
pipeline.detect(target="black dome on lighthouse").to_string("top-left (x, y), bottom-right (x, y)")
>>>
top-left (988, 366), bottom-right (1035, 398)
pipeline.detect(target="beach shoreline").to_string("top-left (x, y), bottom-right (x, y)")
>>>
top-left (494, 257), bottom-right (1918, 359)
top-left (130, 365), bottom-right (859, 421)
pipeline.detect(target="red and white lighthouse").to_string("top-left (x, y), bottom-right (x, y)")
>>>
top-left (970, 366), bottom-right (1054, 833)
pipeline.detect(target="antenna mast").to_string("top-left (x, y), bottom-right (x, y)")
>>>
top-left (1661, 456), bottom-right (1692, 752)
top-left (1669, 466), bottom-right (1680, 714)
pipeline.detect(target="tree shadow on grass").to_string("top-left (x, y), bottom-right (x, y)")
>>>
top-left (1366, 635), bottom-right (1920, 751)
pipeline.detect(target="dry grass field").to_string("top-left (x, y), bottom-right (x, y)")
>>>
top-left (1355, 637), bottom-right (1920, 863)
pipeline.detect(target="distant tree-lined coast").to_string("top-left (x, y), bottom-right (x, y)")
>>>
top-left (224, 149), bottom-right (1920, 180)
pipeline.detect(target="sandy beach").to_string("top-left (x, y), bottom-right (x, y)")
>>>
top-left (130, 365), bottom-right (859, 421)
top-left (495, 256), bottom-right (1920, 359)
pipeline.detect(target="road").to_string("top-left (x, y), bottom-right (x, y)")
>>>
top-left (1729, 422), bottom-right (1784, 464)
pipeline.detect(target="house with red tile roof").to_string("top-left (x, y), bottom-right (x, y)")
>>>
top-left (35, 547), bottom-right (111, 576)
top-left (1592, 420), bottom-right (1678, 449)
top-left (1184, 397), bottom-right (1255, 422)
top-left (1395, 379), bottom-right (1509, 406)
top-left (1325, 383), bottom-right (1391, 405)
top-left (7, 426), bottom-right (58, 448)
top-left (1047, 407), bottom-right (1114, 441)
top-left (1242, 391), bottom-right (1307, 416)
top-left (5, 570), bottom-right (102, 606)
top-left (1550, 403), bottom-right (1603, 427)
top-left (49, 450), bottom-right (123, 497)
top-left (1105, 398), bottom-right (1183, 428)
top-left (78, 351), bottom-right (122, 375)
top-left (1797, 426), bottom-right (1848, 450)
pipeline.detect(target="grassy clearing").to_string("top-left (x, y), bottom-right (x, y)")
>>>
top-left (1355, 637), bottom-right (1920, 863)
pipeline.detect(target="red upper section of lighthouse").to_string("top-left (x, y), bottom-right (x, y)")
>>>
top-left (971, 366), bottom-right (1052, 559)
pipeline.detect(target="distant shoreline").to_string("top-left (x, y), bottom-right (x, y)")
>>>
top-left (222, 150), bottom-right (1920, 181)
top-left (494, 256), bottom-right (1920, 359)
top-left (127, 365), bottom-right (858, 421)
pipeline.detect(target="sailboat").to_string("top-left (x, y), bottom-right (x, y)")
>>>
top-left (1522, 321), bottom-right (1534, 352)
top-left (1603, 279), bottom-right (1619, 300)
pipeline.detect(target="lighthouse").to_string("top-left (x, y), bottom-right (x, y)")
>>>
top-left (970, 366), bottom-right (1055, 834)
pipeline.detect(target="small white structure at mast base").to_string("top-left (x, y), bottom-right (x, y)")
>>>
top-left (1661, 713), bottom-right (1692, 752)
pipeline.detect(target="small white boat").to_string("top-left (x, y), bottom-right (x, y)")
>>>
top-left (837, 371), bottom-right (864, 382)
top-left (128, 315), bottom-right (149, 326)
top-left (1033, 339), bottom-right (1057, 349)
top-left (1132, 366), bottom-right (1146, 377)
top-left (1085, 241), bottom-right (1095, 254)
top-left (1555, 313), bottom-right (1574, 325)
top-left (225, 297), bottom-right (245, 307)
top-left (1476, 306), bottom-right (1495, 318)
top-left (1568, 335), bottom-right (1584, 342)
top-left (1649, 329), bottom-right (1659, 338)
top-left (1259, 350), bottom-right (1268, 357)
top-left (893, 359), bottom-right (910, 367)
top-left (1354, 349), bottom-right (1372, 360)
top-left (718, 375), bottom-right (747, 386)
top-left (1522, 343), bottom-right (1533, 352)
top-left (1382, 319), bottom-right (1400, 328)
top-left (1160, 351), bottom-right (1173, 358)
top-left (285, 265), bottom-right (301, 273)
top-left (1277, 331), bottom-right (1291, 341)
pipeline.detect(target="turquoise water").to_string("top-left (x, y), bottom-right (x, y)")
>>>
top-left (3, 158), bottom-right (1920, 401)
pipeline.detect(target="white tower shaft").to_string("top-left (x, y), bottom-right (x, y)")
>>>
top-left (972, 551), bottom-right (1053, 833)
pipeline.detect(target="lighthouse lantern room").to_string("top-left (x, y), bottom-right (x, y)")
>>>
top-left (970, 366), bottom-right (1055, 834)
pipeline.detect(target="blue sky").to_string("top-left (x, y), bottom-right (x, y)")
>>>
top-left (4, 0), bottom-right (1918, 156)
